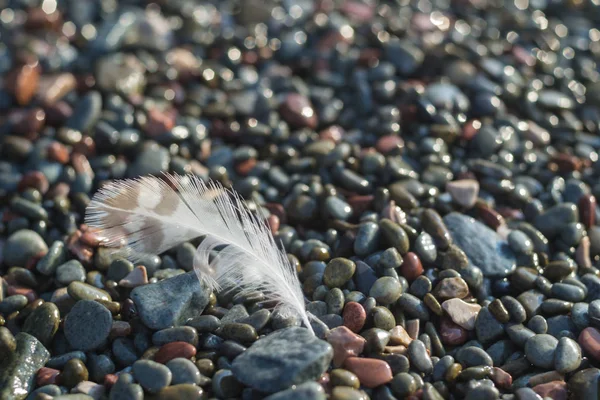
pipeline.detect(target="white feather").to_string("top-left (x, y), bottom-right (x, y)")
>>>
top-left (85, 173), bottom-right (313, 334)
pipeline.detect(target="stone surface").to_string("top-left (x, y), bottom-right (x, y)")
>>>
top-left (446, 179), bottom-right (479, 208)
top-left (343, 357), bottom-right (393, 388)
top-left (443, 212), bottom-right (517, 277)
top-left (442, 298), bottom-right (481, 330)
top-left (4, 229), bottom-right (48, 268)
top-left (130, 271), bottom-right (210, 330)
top-left (524, 334), bottom-right (558, 369)
top-left (0, 333), bottom-right (50, 400)
top-left (231, 327), bottom-right (333, 393)
top-left (64, 300), bottom-right (112, 351)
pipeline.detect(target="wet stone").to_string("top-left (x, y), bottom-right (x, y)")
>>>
top-left (369, 277), bottom-right (402, 304)
top-left (232, 327), bottom-right (333, 393)
top-left (22, 301), bottom-right (60, 346)
top-left (442, 299), bottom-right (481, 330)
top-left (408, 339), bottom-right (433, 374)
top-left (324, 258), bottom-right (356, 288)
top-left (555, 336), bottom-right (581, 373)
top-left (0, 333), bottom-right (50, 400)
top-left (433, 277), bottom-right (469, 300)
top-left (456, 346), bottom-right (493, 368)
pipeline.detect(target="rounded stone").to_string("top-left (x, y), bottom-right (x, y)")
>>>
top-left (4, 229), bottom-right (48, 267)
top-left (324, 258), bottom-right (356, 288)
top-left (369, 277), bottom-right (402, 304)
top-left (555, 337), bottom-right (582, 373)
top-left (22, 302), bottom-right (60, 346)
top-left (343, 302), bottom-right (366, 333)
top-left (166, 358), bottom-right (202, 385)
top-left (132, 360), bottom-right (173, 393)
top-left (64, 300), bottom-right (112, 351)
top-left (524, 334), bottom-right (558, 369)
top-left (61, 359), bottom-right (89, 388)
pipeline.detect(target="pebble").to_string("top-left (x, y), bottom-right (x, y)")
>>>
top-left (343, 357), bottom-right (393, 388)
top-left (554, 336), bottom-right (581, 373)
top-left (534, 203), bottom-right (579, 238)
top-left (327, 326), bottom-right (366, 367)
top-left (442, 299), bottom-right (481, 330)
top-left (446, 180), bottom-right (479, 208)
top-left (324, 258), bottom-right (356, 288)
top-left (369, 277), bottom-right (402, 304)
top-left (342, 302), bottom-right (366, 333)
top-left (61, 358), bottom-right (89, 388)
top-left (407, 339), bottom-right (433, 374)
top-left (22, 301), bottom-right (60, 346)
top-left (132, 360), bottom-right (172, 393)
top-left (0, 333), bottom-right (50, 400)
top-left (64, 300), bottom-right (112, 351)
top-left (67, 282), bottom-right (111, 302)
top-left (524, 334), bottom-right (559, 369)
top-left (155, 384), bottom-right (204, 400)
top-left (432, 277), bottom-right (469, 300)
top-left (475, 308), bottom-right (505, 345)
top-left (4, 229), bottom-right (48, 267)
top-left (444, 213), bottom-right (516, 277)
top-left (56, 260), bottom-right (86, 285)
top-left (264, 382), bottom-right (326, 400)
top-left (130, 271), bottom-right (210, 330)
top-left (154, 341), bottom-right (197, 364)
top-left (232, 327), bottom-right (333, 393)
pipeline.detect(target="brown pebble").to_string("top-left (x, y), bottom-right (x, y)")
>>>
top-left (405, 319), bottom-right (420, 340)
top-left (579, 327), bottom-right (600, 361)
top-left (37, 73), bottom-right (77, 105)
top-left (376, 135), bottom-right (404, 154)
top-left (342, 301), bottom-right (366, 333)
top-left (389, 325), bottom-right (413, 347)
top-left (18, 171), bottom-right (49, 195)
top-left (476, 203), bottom-right (505, 231)
top-left (399, 252), bottom-right (423, 282)
top-left (439, 317), bottom-right (468, 346)
top-left (279, 93), bottom-right (317, 129)
top-left (490, 367), bottom-right (512, 389)
top-left (579, 194), bottom-right (596, 229)
top-left (7, 61), bottom-right (41, 105)
top-left (326, 326), bottom-right (366, 367)
top-left (549, 153), bottom-right (582, 172)
top-left (37, 367), bottom-right (60, 386)
top-left (446, 179), bottom-right (479, 209)
top-left (47, 141), bottom-right (70, 164)
top-left (266, 215), bottom-right (280, 235)
top-left (442, 298), bottom-right (481, 330)
top-left (118, 266), bottom-right (148, 288)
top-left (532, 381), bottom-right (567, 400)
top-left (529, 371), bottom-right (564, 387)
top-left (348, 195), bottom-right (374, 218)
top-left (432, 277), bottom-right (469, 301)
top-left (343, 357), bottom-right (393, 388)
top-left (154, 341), bottom-right (197, 364)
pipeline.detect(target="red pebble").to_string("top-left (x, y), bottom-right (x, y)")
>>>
top-left (532, 381), bottom-right (567, 400)
top-left (342, 301), bottom-right (366, 333)
top-left (154, 341), bottom-right (197, 364)
top-left (579, 194), bottom-right (596, 229)
top-left (344, 357), bottom-right (393, 388)
top-left (439, 317), bottom-right (468, 346)
top-left (399, 252), bottom-right (423, 282)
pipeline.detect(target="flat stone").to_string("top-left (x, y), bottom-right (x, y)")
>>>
top-left (130, 271), bottom-right (210, 330)
top-left (443, 213), bottom-right (516, 277)
top-left (343, 357), bottom-right (393, 388)
top-left (432, 277), bottom-right (469, 300)
top-left (442, 298), bottom-right (481, 330)
top-left (446, 180), bottom-right (479, 208)
top-left (0, 333), bottom-right (50, 400)
top-left (232, 327), bottom-right (333, 393)
top-left (64, 300), bottom-right (112, 351)
top-left (327, 326), bottom-right (366, 367)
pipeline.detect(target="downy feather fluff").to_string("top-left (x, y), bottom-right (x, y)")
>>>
top-left (85, 173), bottom-right (313, 334)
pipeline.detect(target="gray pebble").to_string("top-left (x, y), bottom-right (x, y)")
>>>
top-left (64, 300), bottom-right (112, 351)
top-left (132, 360), bottom-right (172, 393)
top-left (524, 334), bottom-right (558, 369)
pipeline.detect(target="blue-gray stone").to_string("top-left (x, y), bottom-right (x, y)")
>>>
top-left (264, 382), bottom-right (326, 400)
top-left (166, 358), bottom-right (201, 385)
top-left (4, 229), bottom-right (48, 268)
top-left (127, 143), bottom-right (170, 178)
top-left (132, 360), bottom-right (172, 394)
top-left (0, 333), bottom-right (50, 400)
top-left (232, 327), bottom-right (333, 393)
top-left (56, 260), bottom-right (86, 285)
top-left (443, 212), bottom-right (516, 277)
top-left (130, 271), bottom-right (210, 330)
top-left (64, 300), bottom-right (112, 351)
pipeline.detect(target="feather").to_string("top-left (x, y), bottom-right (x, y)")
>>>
top-left (85, 173), bottom-right (313, 334)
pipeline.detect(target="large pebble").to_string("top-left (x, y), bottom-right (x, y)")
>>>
top-left (0, 333), bottom-right (50, 400)
top-left (442, 299), bottom-right (481, 330)
top-left (4, 229), bottom-right (48, 268)
top-left (64, 300), bottom-right (112, 351)
top-left (22, 301), bottom-right (60, 346)
top-left (130, 271), bottom-right (210, 330)
top-left (343, 357), bottom-right (393, 388)
top-left (443, 213), bottom-right (516, 277)
top-left (555, 337), bottom-right (581, 373)
top-left (231, 327), bottom-right (333, 393)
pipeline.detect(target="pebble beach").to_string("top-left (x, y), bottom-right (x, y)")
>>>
top-left (1, 0), bottom-right (600, 399)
